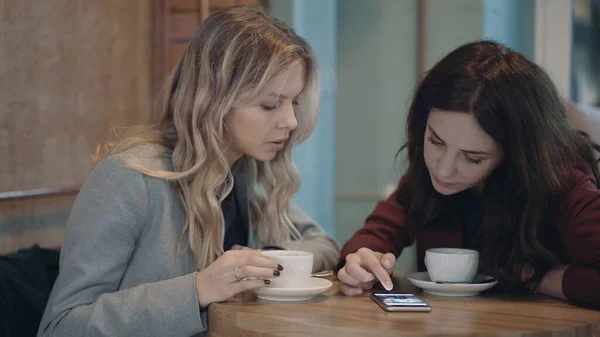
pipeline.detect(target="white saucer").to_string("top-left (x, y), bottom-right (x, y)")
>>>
top-left (407, 272), bottom-right (498, 297)
top-left (252, 277), bottom-right (333, 302)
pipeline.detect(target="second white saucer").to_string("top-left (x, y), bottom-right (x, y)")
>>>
top-left (407, 271), bottom-right (498, 297)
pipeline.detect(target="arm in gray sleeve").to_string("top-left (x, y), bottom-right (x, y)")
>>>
top-left (37, 156), bottom-right (205, 337)
top-left (281, 201), bottom-right (341, 272)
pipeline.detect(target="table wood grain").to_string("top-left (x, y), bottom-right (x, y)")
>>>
top-left (207, 275), bottom-right (600, 337)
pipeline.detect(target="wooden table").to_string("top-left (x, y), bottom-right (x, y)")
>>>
top-left (207, 275), bottom-right (600, 337)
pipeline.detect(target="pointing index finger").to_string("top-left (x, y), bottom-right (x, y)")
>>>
top-left (362, 252), bottom-right (393, 291)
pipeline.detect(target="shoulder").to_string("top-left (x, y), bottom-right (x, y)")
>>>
top-left (556, 157), bottom-right (600, 224)
top-left (85, 144), bottom-right (176, 206)
top-left (569, 157), bottom-right (598, 189)
top-left (90, 144), bottom-right (173, 184)
top-left (109, 144), bottom-right (174, 172)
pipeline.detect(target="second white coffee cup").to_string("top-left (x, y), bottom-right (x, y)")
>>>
top-left (424, 248), bottom-right (479, 283)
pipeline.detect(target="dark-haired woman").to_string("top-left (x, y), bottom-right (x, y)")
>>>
top-left (337, 40), bottom-right (600, 308)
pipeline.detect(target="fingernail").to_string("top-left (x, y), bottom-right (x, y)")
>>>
top-left (367, 274), bottom-right (375, 282)
top-left (264, 279), bottom-right (271, 285)
top-left (383, 281), bottom-right (393, 291)
top-left (277, 264), bottom-right (284, 271)
top-left (273, 270), bottom-right (280, 276)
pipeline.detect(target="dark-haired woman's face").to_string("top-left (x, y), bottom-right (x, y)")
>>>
top-left (423, 109), bottom-right (504, 195)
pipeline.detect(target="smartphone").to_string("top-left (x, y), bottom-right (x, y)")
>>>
top-left (370, 292), bottom-right (432, 312)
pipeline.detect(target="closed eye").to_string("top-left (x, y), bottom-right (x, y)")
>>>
top-left (262, 100), bottom-right (283, 111)
top-left (464, 156), bottom-right (483, 165)
top-left (427, 136), bottom-right (444, 147)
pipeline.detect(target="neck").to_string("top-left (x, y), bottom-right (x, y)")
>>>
top-left (475, 181), bottom-right (485, 193)
top-left (225, 148), bottom-right (243, 169)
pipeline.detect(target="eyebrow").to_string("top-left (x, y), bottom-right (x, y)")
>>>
top-left (267, 93), bottom-right (288, 100)
top-left (427, 125), bottom-right (492, 155)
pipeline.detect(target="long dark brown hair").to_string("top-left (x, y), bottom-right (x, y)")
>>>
top-left (398, 40), bottom-right (600, 285)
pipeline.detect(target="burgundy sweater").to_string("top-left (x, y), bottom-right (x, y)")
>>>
top-left (340, 160), bottom-right (600, 307)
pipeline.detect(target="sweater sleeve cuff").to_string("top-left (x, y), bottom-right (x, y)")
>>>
top-left (147, 272), bottom-right (206, 333)
top-left (562, 264), bottom-right (600, 306)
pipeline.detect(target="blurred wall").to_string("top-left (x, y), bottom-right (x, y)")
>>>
top-left (0, 1), bottom-right (152, 253)
top-left (484, 0), bottom-right (535, 59)
top-left (335, 0), bottom-right (418, 272)
top-left (425, 0), bottom-right (485, 68)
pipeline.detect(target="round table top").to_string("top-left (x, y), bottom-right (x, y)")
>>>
top-left (207, 275), bottom-right (600, 337)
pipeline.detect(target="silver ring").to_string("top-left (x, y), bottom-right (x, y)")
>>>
top-left (234, 266), bottom-right (243, 282)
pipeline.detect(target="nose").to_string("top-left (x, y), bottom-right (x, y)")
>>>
top-left (436, 150), bottom-right (457, 178)
top-left (277, 102), bottom-right (298, 131)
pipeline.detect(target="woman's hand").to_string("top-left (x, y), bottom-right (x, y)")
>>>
top-left (521, 263), bottom-right (568, 300)
top-left (535, 265), bottom-right (568, 300)
top-left (195, 250), bottom-right (283, 307)
top-left (337, 247), bottom-right (396, 296)
top-left (520, 264), bottom-right (535, 283)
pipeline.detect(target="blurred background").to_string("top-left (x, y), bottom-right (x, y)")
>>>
top-left (1, 0), bottom-right (598, 272)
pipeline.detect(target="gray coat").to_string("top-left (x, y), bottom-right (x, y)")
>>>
top-left (37, 145), bottom-right (340, 337)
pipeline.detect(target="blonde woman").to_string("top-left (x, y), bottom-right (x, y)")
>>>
top-left (38, 6), bottom-right (339, 337)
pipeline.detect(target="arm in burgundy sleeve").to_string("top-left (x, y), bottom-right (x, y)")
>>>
top-left (557, 161), bottom-right (600, 307)
top-left (337, 178), bottom-right (416, 270)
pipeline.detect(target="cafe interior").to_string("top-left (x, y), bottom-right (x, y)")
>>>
top-left (1, 0), bottom-right (599, 336)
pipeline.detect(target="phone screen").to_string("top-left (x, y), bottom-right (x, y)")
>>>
top-left (371, 293), bottom-right (431, 312)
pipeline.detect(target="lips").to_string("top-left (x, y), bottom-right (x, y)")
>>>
top-left (268, 138), bottom-right (288, 150)
top-left (432, 175), bottom-right (457, 187)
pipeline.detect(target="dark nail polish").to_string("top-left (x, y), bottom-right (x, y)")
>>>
top-left (277, 264), bottom-right (284, 271)
top-left (273, 270), bottom-right (280, 276)
top-left (264, 279), bottom-right (271, 285)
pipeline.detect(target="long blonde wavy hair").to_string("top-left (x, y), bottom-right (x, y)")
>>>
top-left (94, 6), bottom-right (319, 270)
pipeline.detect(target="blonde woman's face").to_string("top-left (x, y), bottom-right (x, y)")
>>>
top-left (224, 65), bottom-right (304, 165)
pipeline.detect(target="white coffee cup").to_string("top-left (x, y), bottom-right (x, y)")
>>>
top-left (260, 250), bottom-right (313, 288)
top-left (424, 248), bottom-right (479, 283)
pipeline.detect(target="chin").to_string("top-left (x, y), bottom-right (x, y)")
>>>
top-left (433, 186), bottom-right (459, 196)
top-left (431, 181), bottom-right (466, 196)
top-left (251, 152), bottom-right (278, 162)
